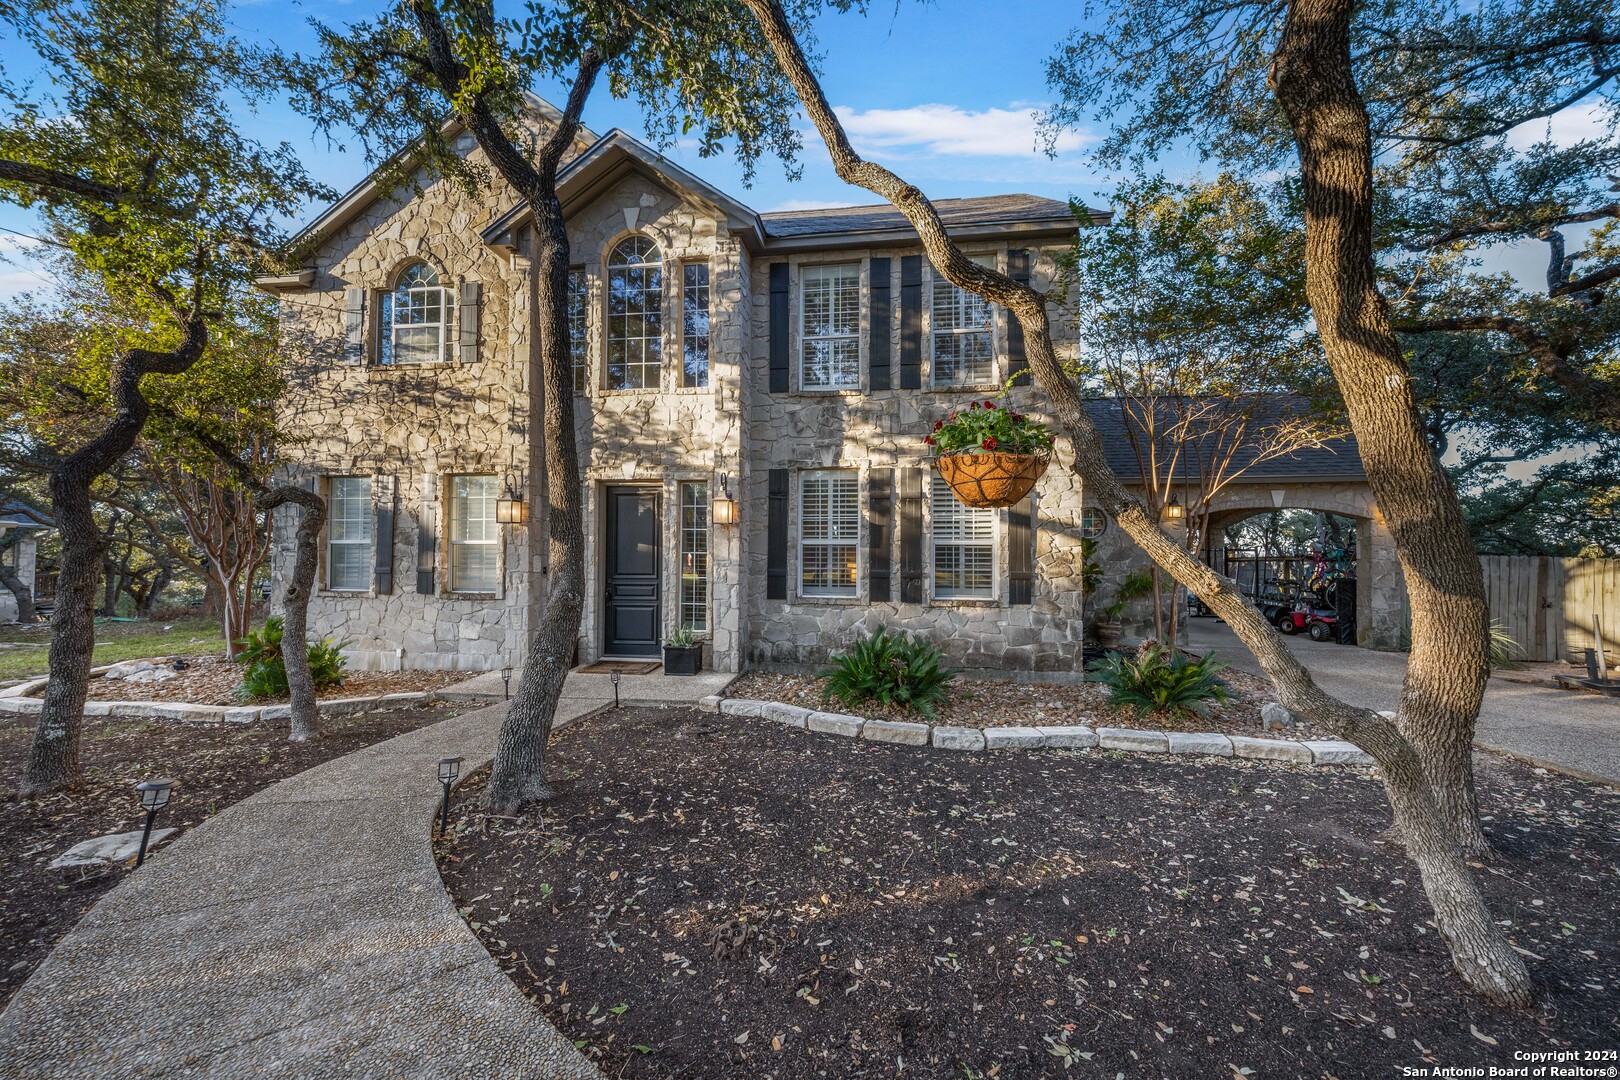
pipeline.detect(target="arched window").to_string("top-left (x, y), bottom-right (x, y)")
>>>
top-left (605, 236), bottom-right (662, 389)
top-left (380, 262), bottom-right (451, 365)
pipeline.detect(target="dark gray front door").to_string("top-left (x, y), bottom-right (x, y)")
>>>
top-left (604, 487), bottom-right (661, 657)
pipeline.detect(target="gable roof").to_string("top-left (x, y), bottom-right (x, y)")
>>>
top-left (0, 497), bottom-right (49, 529)
top-left (483, 128), bottom-right (1107, 254)
top-left (1083, 397), bottom-right (1364, 484)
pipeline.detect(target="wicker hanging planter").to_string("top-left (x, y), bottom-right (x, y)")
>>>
top-left (934, 448), bottom-right (1051, 508)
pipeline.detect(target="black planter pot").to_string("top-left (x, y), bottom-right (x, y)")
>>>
top-left (663, 644), bottom-right (702, 676)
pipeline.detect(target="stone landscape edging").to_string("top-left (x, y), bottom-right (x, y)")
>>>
top-left (700, 696), bottom-right (1377, 767)
top-left (0, 688), bottom-right (440, 724)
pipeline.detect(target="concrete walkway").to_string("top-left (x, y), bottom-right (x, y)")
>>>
top-left (0, 668), bottom-right (731, 1079)
top-left (1185, 619), bottom-right (1620, 786)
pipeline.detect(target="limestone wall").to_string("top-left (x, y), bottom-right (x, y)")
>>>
top-left (0, 534), bottom-right (36, 624)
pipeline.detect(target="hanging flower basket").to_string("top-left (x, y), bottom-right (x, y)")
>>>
top-left (934, 448), bottom-right (1052, 508)
top-left (922, 399), bottom-right (1056, 509)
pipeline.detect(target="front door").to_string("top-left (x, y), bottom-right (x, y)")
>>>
top-left (603, 486), bottom-right (661, 657)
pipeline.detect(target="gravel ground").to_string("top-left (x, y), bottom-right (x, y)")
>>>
top-left (81, 654), bottom-right (470, 706)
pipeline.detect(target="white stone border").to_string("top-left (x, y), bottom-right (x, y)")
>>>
top-left (0, 689), bottom-right (440, 725)
top-left (698, 696), bottom-right (1376, 767)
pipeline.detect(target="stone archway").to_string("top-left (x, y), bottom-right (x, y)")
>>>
top-left (1197, 482), bottom-right (1406, 649)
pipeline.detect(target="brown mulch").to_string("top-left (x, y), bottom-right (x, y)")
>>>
top-left (726, 667), bottom-right (1336, 739)
top-left (0, 702), bottom-right (465, 1008)
top-left (80, 655), bottom-right (470, 706)
top-left (439, 706), bottom-right (1620, 1079)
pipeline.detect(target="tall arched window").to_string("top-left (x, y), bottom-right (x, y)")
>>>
top-left (380, 262), bottom-right (451, 365)
top-left (605, 236), bottom-right (662, 389)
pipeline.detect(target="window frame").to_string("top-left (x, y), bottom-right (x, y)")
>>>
top-left (929, 254), bottom-right (998, 388)
top-left (447, 474), bottom-right (500, 595)
top-left (930, 479), bottom-right (998, 600)
top-left (567, 266), bottom-right (589, 394)
top-left (799, 469), bottom-right (860, 598)
top-left (678, 481), bottom-right (710, 630)
top-left (325, 476), bottom-right (373, 592)
top-left (680, 261), bottom-right (711, 389)
top-left (378, 262), bottom-right (453, 366)
top-left (604, 235), bottom-right (663, 391)
top-left (798, 262), bottom-right (862, 391)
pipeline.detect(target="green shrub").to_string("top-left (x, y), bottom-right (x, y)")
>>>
top-left (1086, 642), bottom-right (1231, 720)
top-left (664, 626), bottom-right (697, 648)
top-left (234, 617), bottom-right (349, 701)
top-left (817, 626), bottom-right (959, 718)
top-left (1489, 621), bottom-right (1524, 670)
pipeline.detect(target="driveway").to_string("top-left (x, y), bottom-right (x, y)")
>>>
top-left (1184, 618), bottom-right (1620, 786)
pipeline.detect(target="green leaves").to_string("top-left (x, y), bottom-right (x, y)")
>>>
top-left (233, 617), bottom-right (350, 701)
top-left (816, 626), bottom-right (960, 719)
top-left (1085, 643), bottom-right (1231, 720)
top-left (925, 399), bottom-right (1055, 457)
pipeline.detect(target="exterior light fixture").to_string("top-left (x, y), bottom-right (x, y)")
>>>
top-left (711, 473), bottom-right (738, 526)
top-left (495, 495), bottom-right (527, 525)
top-left (500, 665), bottom-right (513, 700)
top-left (610, 670), bottom-right (621, 709)
top-left (1165, 494), bottom-right (1185, 521)
top-left (436, 757), bottom-right (463, 838)
top-left (133, 778), bottom-right (174, 867)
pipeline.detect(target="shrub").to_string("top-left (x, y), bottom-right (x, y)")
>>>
top-left (1489, 621), bottom-right (1524, 670)
top-left (817, 626), bottom-right (959, 718)
top-left (234, 617), bottom-right (349, 701)
top-left (665, 627), bottom-right (697, 648)
top-left (923, 398), bottom-right (1055, 457)
top-left (1086, 642), bottom-right (1231, 720)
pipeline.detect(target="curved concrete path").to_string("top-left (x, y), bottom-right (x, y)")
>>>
top-left (0, 669), bottom-right (730, 1079)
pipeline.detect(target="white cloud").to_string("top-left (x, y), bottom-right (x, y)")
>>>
top-left (831, 103), bottom-right (1094, 159)
top-left (1506, 102), bottom-right (1613, 151)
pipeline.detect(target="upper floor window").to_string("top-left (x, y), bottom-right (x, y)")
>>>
top-left (606, 236), bottom-right (662, 390)
top-left (449, 475), bottom-right (499, 593)
top-left (682, 262), bottom-right (710, 389)
top-left (801, 263), bottom-right (860, 390)
top-left (931, 257), bottom-right (995, 386)
top-left (567, 268), bottom-right (588, 393)
top-left (932, 480), bottom-right (996, 598)
top-left (380, 262), bottom-right (452, 365)
top-left (801, 469), bottom-right (859, 597)
top-left (326, 476), bottom-right (372, 591)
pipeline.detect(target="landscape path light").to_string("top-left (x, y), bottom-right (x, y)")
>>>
top-left (501, 665), bottom-right (512, 700)
top-left (611, 670), bottom-right (621, 709)
top-left (436, 757), bottom-right (463, 839)
top-left (133, 778), bottom-right (174, 867)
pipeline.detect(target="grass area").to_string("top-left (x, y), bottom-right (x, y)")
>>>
top-left (0, 617), bottom-right (225, 682)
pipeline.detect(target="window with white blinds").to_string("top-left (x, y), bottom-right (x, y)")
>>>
top-left (800, 263), bottom-right (861, 389)
top-left (931, 255), bottom-right (995, 386)
top-left (932, 481), bottom-right (996, 598)
top-left (326, 477), bottom-right (372, 591)
top-left (449, 475), bottom-right (499, 593)
top-left (800, 470), bottom-right (859, 596)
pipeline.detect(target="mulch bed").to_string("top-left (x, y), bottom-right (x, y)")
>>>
top-left (726, 667), bottom-right (1335, 739)
top-left (0, 702), bottom-right (464, 1008)
top-left (80, 654), bottom-right (470, 706)
top-left (439, 706), bottom-right (1619, 1079)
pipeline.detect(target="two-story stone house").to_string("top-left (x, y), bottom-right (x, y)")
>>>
top-left (258, 95), bottom-right (1396, 674)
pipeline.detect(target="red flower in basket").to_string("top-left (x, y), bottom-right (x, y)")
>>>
top-left (924, 435), bottom-right (935, 445)
top-left (982, 437), bottom-right (997, 451)
top-left (933, 419), bottom-right (944, 431)
top-left (969, 401), bottom-right (980, 409)
top-left (984, 400), bottom-right (996, 409)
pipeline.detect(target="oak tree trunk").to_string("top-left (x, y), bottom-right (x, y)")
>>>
top-left (0, 532), bottom-right (37, 624)
top-left (264, 490), bottom-right (323, 742)
top-left (1269, 0), bottom-right (1490, 855)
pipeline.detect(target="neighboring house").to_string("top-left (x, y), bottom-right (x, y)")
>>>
top-left (258, 93), bottom-right (1387, 675)
top-left (0, 498), bottom-right (48, 624)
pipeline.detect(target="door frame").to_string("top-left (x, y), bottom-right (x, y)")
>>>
top-left (600, 483), bottom-right (663, 658)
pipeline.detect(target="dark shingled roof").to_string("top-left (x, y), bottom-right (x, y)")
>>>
top-left (761, 194), bottom-right (1086, 238)
top-left (0, 497), bottom-right (49, 527)
top-left (1083, 398), bottom-right (1364, 483)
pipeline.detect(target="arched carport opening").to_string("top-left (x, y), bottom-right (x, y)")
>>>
top-left (1201, 506), bottom-right (1363, 644)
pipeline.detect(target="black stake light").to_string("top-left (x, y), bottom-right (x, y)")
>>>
top-left (436, 757), bottom-right (463, 839)
top-left (610, 670), bottom-right (621, 709)
top-left (133, 778), bottom-right (174, 867)
top-left (501, 666), bottom-right (512, 700)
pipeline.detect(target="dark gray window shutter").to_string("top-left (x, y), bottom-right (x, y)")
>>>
top-left (458, 281), bottom-right (482, 364)
top-left (1005, 249), bottom-right (1030, 384)
top-left (768, 263), bottom-right (790, 393)
top-left (342, 287), bottom-right (366, 365)
top-left (415, 502), bottom-right (436, 595)
top-left (868, 257), bottom-right (891, 390)
top-left (869, 468), bottom-right (892, 601)
top-left (1008, 492), bottom-right (1034, 606)
top-left (898, 467), bottom-right (924, 603)
top-left (766, 469), bottom-right (789, 599)
top-left (374, 477), bottom-right (395, 595)
top-left (899, 256), bottom-right (922, 389)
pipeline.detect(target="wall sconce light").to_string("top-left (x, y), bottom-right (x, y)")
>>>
top-left (712, 473), bottom-right (738, 526)
top-left (496, 495), bottom-right (527, 525)
top-left (134, 778), bottom-right (174, 867)
top-left (1165, 494), bottom-right (1185, 522)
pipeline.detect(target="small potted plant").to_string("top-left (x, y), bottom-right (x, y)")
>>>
top-left (925, 399), bottom-right (1055, 508)
top-left (1094, 569), bottom-right (1154, 652)
top-left (662, 627), bottom-right (703, 676)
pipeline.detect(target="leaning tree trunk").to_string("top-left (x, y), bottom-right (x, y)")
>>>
top-left (260, 488), bottom-right (324, 741)
top-left (1269, 0), bottom-right (1490, 855)
top-left (741, 0), bottom-right (1531, 1006)
top-left (0, 532), bottom-right (37, 624)
top-left (23, 320), bottom-right (206, 796)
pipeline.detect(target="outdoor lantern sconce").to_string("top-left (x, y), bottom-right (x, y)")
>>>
top-left (134, 778), bottom-right (174, 867)
top-left (501, 666), bottom-right (513, 700)
top-left (436, 757), bottom-right (462, 839)
top-left (711, 474), bottom-right (738, 526)
top-left (1165, 494), bottom-right (1185, 522)
top-left (610, 670), bottom-right (621, 709)
top-left (495, 495), bottom-right (527, 525)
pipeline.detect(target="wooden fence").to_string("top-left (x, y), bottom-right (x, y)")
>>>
top-left (1478, 556), bottom-right (1619, 664)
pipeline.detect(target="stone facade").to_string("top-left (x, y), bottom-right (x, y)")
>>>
top-left (0, 530), bottom-right (38, 624)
